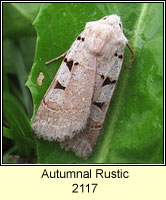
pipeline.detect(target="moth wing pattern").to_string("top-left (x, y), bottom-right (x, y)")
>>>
top-left (61, 43), bottom-right (125, 159)
top-left (32, 32), bottom-right (97, 142)
top-left (32, 14), bottom-right (129, 159)
top-left (61, 14), bottom-right (128, 159)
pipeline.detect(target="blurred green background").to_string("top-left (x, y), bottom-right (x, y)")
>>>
top-left (3, 3), bottom-right (41, 163)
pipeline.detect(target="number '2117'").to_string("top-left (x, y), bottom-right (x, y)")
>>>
top-left (72, 183), bottom-right (98, 193)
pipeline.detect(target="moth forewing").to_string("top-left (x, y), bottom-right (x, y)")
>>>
top-left (32, 14), bottom-right (134, 159)
top-left (32, 26), bottom-right (97, 142)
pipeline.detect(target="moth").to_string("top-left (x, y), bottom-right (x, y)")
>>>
top-left (32, 14), bottom-right (135, 159)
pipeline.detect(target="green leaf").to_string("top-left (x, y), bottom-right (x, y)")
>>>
top-left (3, 126), bottom-right (34, 147)
top-left (19, 36), bottom-right (37, 73)
top-left (27, 3), bottom-right (163, 163)
top-left (3, 127), bottom-right (15, 140)
top-left (3, 3), bottom-right (41, 39)
top-left (3, 69), bottom-right (9, 93)
top-left (3, 93), bottom-right (33, 137)
top-left (3, 93), bottom-right (35, 158)
top-left (3, 39), bottom-right (33, 117)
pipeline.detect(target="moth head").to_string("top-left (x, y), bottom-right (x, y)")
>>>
top-left (102, 14), bottom-right (123, 31)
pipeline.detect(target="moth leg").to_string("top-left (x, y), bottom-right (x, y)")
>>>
top-left (45, 51), bottom-right (67, 64)
top-left (127, 43), bottom-right (135, 69)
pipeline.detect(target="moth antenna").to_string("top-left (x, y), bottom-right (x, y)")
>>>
top-left (45, 51), bottom-right (67, 65)
top-left (127, 43), bottom-right (135, 69)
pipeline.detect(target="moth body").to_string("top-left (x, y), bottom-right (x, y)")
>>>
top-left (32, 14), bottom-right (129, 159)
